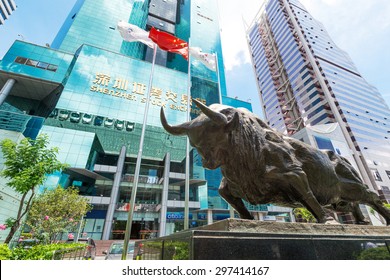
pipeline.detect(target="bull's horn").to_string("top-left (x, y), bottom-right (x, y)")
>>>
top-left (192, 98), bottom-right (227, 125)
top-left (160, 107), bottom-right (190, 135)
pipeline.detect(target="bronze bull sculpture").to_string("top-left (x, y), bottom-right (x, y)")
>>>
top-left (160, 99), bottom-right (390, 225)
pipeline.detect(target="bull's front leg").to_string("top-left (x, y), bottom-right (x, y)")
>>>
top-left (285, 170), bottom-right (329, 223)
top-left (218, 178), bottom-right (254, 220)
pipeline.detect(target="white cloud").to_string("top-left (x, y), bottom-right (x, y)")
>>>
top-left (217, 0), bottom-right (265, 70)
top-left (299, 0), bottom-right (390, 106)
top-left (300, 0), bottom-right (390, 53)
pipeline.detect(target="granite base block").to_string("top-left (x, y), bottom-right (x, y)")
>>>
top-left (135, 219), bottom-right (390, 260)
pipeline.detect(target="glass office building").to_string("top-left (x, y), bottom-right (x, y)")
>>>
top-left (246, 0), bottom-right (390, 209)
top-left (1, 0), bottom-right (291, 242)
top-left (0, 0), bottom-right (16, 25)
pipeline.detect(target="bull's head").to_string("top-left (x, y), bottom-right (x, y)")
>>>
top-left (160, 99), bottom-right (239, 169)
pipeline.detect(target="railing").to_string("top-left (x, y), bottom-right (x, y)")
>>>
top-left (0, 109), bottom-right (30, 132)
top-left (116, 202), bottom-right (161, 212)
top-left (122, 174), bottom-right (161, 185)
top-left (52, 246), bottom-right (87, 260)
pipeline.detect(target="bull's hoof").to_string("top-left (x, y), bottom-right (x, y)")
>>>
top-left (355, 220), bottom-right (370, 225)
top-left (324, 219), bottom-right (340, 225)
top-left (324, 215), bottom-right (339, 225)
top-left (240, 214), bottom-right (254, 220)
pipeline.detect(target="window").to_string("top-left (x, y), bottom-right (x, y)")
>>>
top-left (314, 136), bottom-right (334, 152)
top-left (47, 64), bottom-right (58, 72)
top-left (371, 169), bottom-right (382, 181)
top-left (15, 56), bottom-right (27, 64)
top-left (26, 59), bottom-right (38, 67)
top-left (14, 56), bottom-right (58, 72)
top-left (36, 61), bottom-right (49, 69)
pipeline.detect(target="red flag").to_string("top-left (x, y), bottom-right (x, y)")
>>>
top-left (148, 27), bottom-right (188, 60)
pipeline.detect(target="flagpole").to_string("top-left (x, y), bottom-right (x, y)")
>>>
top-left (184, 38), bottom-right (192, 230)
top-left (122, 44), bottom-right (157, 260)
top-left (215, 51), bottom-right (222, 104)
top-left (215, 51), bottom-right (233, 219)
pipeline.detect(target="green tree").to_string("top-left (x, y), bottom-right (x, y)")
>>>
top-left (26, 187), bottom-right (92, 243)
top-left (0, 134), bottom-right (68, 244)
top-left (293, 207), bottom-right (317, 223)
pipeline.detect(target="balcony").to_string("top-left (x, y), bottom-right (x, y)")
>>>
top-left (116, 202), bottom-right (162, 212)
top-left (167, 200), bottom-right (201, 208)
top-left (83, 195), bottom-right (110, 205)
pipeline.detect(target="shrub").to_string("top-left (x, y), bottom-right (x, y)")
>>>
top-left (293, 207), bottom-right (316, 223)
top-left (356, 247), bottom-right (390, 260)
top-left (9, 243), bottom-right (86, 260)
top-left (0, 244), bottom-right (12, 260)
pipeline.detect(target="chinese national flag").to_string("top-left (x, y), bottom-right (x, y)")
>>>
top-left (148, 27), bottom-right (188, 60)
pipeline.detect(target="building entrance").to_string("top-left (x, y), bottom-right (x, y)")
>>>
top-left (111, 220), bottom-right (158, 240)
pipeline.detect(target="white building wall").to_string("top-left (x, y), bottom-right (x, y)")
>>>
top-left (0, 130), bottom-right (25, 242)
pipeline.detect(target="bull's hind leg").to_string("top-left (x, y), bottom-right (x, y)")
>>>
top-left (339, 181), bottom-right (390, 225)
top-left (285, 170), bottom-right (330, 223)
top-left (332, 201), bottom-right (369, 224)
top-left (218, 178), bottom-right (254, 220)
top-left (351, 203), bottom-right (370, 224)
top-left (364, 192), bottom-right (390, 225)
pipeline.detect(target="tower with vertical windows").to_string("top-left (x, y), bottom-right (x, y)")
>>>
top-left (0, 0), bottom-right (16, 25)
top-left (247, 0), bottom-right (390, 212)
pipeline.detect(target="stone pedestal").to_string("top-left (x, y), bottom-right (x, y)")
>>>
top-left (136, 219), bottom-right (390, 260)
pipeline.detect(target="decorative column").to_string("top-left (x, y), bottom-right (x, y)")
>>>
top-left (102, 145), bottom-right (126, 240)
top-left (0, 78), bottom-right (16, 105)
top-left (229, 205), bottom-right (235, 218)
top-left (207, 209), bottom-right (213, 225)
top-left (158, 153), bottom-right (170, 237)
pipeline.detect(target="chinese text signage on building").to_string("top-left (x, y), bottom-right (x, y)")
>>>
top-left (90, 73), bottom-right (206, 114)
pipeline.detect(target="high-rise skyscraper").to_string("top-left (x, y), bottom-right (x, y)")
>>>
top-left (0, 0), bottom-right (16, 25)
top-left (246, 0), bottom-right (390, 209)
top-left (3, 0), bottom-right (291, 243)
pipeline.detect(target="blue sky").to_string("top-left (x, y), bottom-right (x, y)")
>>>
top-left (1, 0), bottom-right (389, 118)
